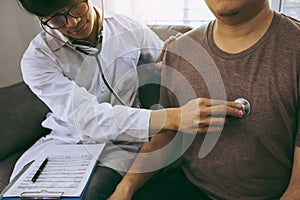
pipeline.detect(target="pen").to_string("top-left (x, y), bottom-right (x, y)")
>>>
top-left (31, 157), bottom-right (48, 183)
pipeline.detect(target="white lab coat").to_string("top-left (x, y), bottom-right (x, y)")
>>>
top-left (11, 11), bottom-right (163, 179)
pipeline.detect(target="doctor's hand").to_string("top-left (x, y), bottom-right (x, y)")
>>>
top-left (150, 98), bottom-right (244, 135)
top-left (156, 33), bottom-right (182, 71)
top-left (177, 98), bottom-right (244, 134)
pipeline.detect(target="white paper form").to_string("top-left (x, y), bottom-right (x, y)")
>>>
top-left (3, 144), bottom-right (105, 198)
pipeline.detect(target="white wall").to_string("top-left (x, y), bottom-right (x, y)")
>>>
top-left (0, 0), bottom-right (41, 87)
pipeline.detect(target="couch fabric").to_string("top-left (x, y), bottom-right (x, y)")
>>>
top-left (0, 24), bottom-right (192, 192)
top-left (0, 82), bottom-right (50, 191)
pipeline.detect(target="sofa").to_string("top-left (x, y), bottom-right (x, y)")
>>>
top-left (0, 25), bottom-right (193, 192)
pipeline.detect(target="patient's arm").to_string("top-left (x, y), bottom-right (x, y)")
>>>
top-left (108, 132), bottom-right (175, 200)
top-left (280, 146), bottom-right (300, 199)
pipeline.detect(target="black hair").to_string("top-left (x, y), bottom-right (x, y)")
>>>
top-left (17, 0), bottom-right (77, 17)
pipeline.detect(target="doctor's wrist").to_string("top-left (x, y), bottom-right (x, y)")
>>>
top-left (149, 108), bottom-right (180, 134)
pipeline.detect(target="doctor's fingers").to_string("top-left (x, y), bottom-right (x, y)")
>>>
top-left (180, 117), bottom-right (225, 134)
top-left (155, 61), bottom-right (164, 71)
top-left (158, 33), bottom-right (183, 62)
top-left (163, 33), bottom-right (182, 49)
top-left (196, 98), bottom-right (242, 108)
top-left (198, 116), bottom-right (226, 127)
top-left (199, 105), bottom-right (243, 118)
top-left (197, 124), bottom-right (225, 134)
top-left (191, 98), bottom-right (243, 117)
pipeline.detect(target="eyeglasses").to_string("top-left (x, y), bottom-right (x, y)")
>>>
top-left (40, 0), bottom-right (89, 29)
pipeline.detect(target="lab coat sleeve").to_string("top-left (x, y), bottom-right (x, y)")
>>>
top-left (21, 39), bottom-right (151, 143)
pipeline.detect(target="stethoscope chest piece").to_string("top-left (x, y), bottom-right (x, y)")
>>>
top-left (234, 98), bottom-right (251, 118)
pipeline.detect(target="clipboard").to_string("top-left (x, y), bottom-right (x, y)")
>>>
top-left (1, 144), bottom-right (105, 200)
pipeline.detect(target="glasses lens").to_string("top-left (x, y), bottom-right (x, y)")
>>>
top-left (47, 15), bottom-right (66, 29)
top-left (69, 1), bottom-right (89, 17)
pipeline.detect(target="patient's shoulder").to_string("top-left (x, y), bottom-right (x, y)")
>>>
top-left (166, 22), bottom-right (210, 52)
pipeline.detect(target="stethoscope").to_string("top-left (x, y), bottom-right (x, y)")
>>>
top-left (234, 98), bottom-right (251, 118)
top-left (41, 0), bottom-right (127, 106)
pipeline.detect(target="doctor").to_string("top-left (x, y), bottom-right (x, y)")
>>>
top-left (14, 0), bottom-right (244, 199)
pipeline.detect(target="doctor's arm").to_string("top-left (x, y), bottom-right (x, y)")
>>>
top-left (280, 146), bottom-right (300, 199)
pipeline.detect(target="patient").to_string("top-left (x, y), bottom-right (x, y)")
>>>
top-left (109, 0), bottom-right (300, 199)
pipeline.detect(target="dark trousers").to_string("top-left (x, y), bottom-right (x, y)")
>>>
top-left (83, 166), bottom-right (211, 200)
top-left (83, 166), bottom-right (123, 200)
top-left (133, 167), bottom-right (211, 200)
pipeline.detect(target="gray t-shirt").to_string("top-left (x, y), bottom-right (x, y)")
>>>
top-left (160, 12), bottom-right (300, 199)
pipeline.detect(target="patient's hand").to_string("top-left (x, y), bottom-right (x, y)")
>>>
top-left (108, 183), bottom-right (134, 200)
top-left (156, 33), bottom-right (182, 71)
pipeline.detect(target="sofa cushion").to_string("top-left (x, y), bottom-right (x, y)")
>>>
top-left (0, 82), bottom-right (50, 161)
